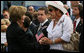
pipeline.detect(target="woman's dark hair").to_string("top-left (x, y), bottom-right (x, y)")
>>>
top-left (25, 12), bottom-right (33, 21)
top-left (23, 16), bottom-right (31, 28)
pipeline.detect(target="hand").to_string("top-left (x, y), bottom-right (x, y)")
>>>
top-left (39, 37), bottom-right (53, 45)
top-left (64, 5), bottom-right (69, 10)
top-left (39, 39), bottom-right (45, 45)
top-left (4, 42), bottom-right (8, 46)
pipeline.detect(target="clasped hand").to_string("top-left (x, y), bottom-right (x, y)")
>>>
top-left (39, 37), bottom-right (53, 45)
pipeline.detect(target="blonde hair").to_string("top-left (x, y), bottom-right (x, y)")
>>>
top-left (9, 6), bottom-right (27, 22)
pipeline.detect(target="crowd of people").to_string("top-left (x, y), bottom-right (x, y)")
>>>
top-left (1, 1), bottom-right (83, 52)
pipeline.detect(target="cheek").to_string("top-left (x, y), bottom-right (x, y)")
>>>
top-left (38, 16), bottom-right (41, 19)
top-left (72, 9), bottom-right (75, 13)
top-left (77, 10), bottom-right (79, 14)
top-left (37, 16), bottom-right (42, 21)
top-left (52, 12), bottom-right (56, 17)
top-left (21, 16), bottom-right (26, 22)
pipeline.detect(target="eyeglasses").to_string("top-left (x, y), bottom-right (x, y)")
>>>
top-left (48, 8), bottom-right (53, 12)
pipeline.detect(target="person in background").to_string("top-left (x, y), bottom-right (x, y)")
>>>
top-left (32, 12), bottom-right (40, 26)
top-left (70, 1), bottom-right (80, 21)
top-left (25, 11), bottom-right (38, 36)
top-left (1, 8), bottom-right (8, 19)
top-left (34, 7), bottom-right (51, 52)
top-left (25, 11), bottom-right (33, 21)
top-left (1, 8), bottom-right (11, 32)
top-left (1, 8), bottom-right (11, 52)
top-left (27, 6), bottom-right (35, 21)
top-left (79, 6), bottom-right (83, 52)
top-left (37, 7), bottom-right (51, 38)
top-left (72, 3), bottom-right (83, 34)
top-left (2, 8), bottom-right (10, 19)
top-left (39, 1), bottom-right (73, 52)
top-left (27, 6), bottom-right (35, 14)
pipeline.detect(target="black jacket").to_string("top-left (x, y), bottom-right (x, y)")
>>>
top-left (79, 24), bottom-right (83, 52)
top-left (76, 21), bottom-right (82, 34)
top-left (6, 22), bottom-right (36, 52)
top-left (34, 19), bottom-right (51, 51)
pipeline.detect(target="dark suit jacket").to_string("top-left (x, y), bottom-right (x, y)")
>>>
top-left (6, 22), bottom-right (36, 52)
top-left (34, 19), bottom-right (51, 51)
top-left (32, 19), bottom-right (40, 26)
top-left (36, 19), bottom-right (51, 37)
top-left (79, 24), bottom-right (83, 52)
top-left (76, 20), bottom-right (82, 34)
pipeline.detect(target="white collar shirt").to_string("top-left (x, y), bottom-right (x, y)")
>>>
top-left (38, 19), bottom-right (48, 31)
top-left (40, 19), bottom-right (48, 26)
top-left (74, 17), bottom-right (81, 28)
top-left (47, 14), bottom-right (73, 50)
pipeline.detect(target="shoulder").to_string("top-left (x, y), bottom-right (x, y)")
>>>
top-left (7, 22), bottom-right (24, 33)
top-left (63, 15), bottom-right (73, 24)
top-left (26, 29), bottom-right (33, 36)
top-left (44, 19), bottom-right (51, 26)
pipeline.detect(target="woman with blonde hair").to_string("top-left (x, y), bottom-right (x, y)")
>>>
top-left (6, 6), bottom-right (36, 52)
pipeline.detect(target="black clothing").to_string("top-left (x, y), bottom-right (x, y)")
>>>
top-left (32, 19), bottom-right (40, 26)
top-left (6, 22), bottom-right (36, 52)
top-left (79, 24), bottom-right (83, 52)
top-left (76, 21), bottom-right (82, 34)
top-left (34, 19), bottom-right (51, 52)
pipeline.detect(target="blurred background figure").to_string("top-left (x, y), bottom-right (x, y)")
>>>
top-left (1, 8), bottom-right (11, 52)
top-left (1, 8), bottom-right (10, 32)
top-left (27, 6), bottom-right (35, 14)
top-left (70, 1), bottom-right (80, 21)
top-left (79, 4), bottom-right (83, 52)
top-left (2, 8), bottom-right (10, 19)
top-left (72, 3), bottom-right (83, 34)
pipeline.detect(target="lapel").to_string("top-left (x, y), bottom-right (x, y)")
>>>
top-left (76, 21), bottom-right (82, 33)
top-left (42, 19), bottom-right (51, 27)
top-left (76, 21), bottom-right (82, 29)
top-left (37, 19), bottom-right (51, 32)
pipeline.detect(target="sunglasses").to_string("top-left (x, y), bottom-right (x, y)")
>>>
top-left (28, 9), bottom-right (33, 11)
top-left (48, 8), bottom-right (53, 12)
top-left (3, 15), bottom-right (7, 16)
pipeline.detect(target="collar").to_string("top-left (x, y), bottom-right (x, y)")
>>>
top-left (75, 17), bottom-right (80, 22)
top-left (74, 17), bottom-right (81, 27)
top-left (40, 19), bottom-right (48, 26)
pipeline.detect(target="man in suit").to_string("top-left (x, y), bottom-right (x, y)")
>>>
top-left (79, 6), bottom-right (83, 52)
top-left (72, 3), bottom-right (83, 34)
top-left (37, 7), bottom-right (51, 37)
top-left (34, 7), bottom-right (51, 52)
